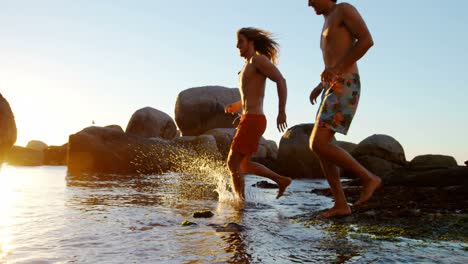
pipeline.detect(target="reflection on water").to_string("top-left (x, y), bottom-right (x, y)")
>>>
top-left (0, 164), bottom-right (467, 263)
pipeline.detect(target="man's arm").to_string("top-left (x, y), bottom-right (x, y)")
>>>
top-left (252, 55), bottom-right (287, 132)
top-left (333, 3), bottom-right (374, 73)
top-left (253, 56), bottom-right (287, 114)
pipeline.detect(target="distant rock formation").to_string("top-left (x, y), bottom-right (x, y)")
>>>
top-left (67, 126), bottom-right (225, 175)
top-left (126, 107), bottom-right (177, 140)
top-left (68, 126), bottom-right (174, 175)
top-left (6, 146), bottom-right (43, 166)
top-left (0, 93), bottom-right (17, 163)
top-left (175, 86), bottom-right (241, 136)
top-left (26, 140), bottom-right (48, 152)
top-left (106, 125), bottom-right (124, 133)
top-left (43, 144), bottom-right (68, 165)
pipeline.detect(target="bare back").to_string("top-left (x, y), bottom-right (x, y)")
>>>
top-left (321, 3), bottom-right (361, 73)
top-left (238, 54), bottom-right (266, 115)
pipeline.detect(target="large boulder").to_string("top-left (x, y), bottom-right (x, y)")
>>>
top-left (204, 128), bottom-right (236, 159)
top-left (352, 134), bottom-right (406, 165)
top-left (382, 166), bottom-right (468, 187)
top-left (126, 107), bottom-right (177, 140)
top-left (26, 140), bottom-right (48, 152)
top-left (335, 141), bottom-right (357, 154)
top-left (106, 125), bottom-right (124, 133)
top-left (175, 86), bottom-right (241, 136)
top-left (43, 144), bottom-right (68, 165)
top-left (0, 93), bottom-right (17, 163)
top-left (409, 154), bottom-right (458, 169)
top-left (6, 146), bottom-right (43, 166)
top-left (277, 123), bottom-right (333, 178)
top-left (68, 126), bottom-right (176, 175)
top-left (351, 134), bottom-right (406, 177)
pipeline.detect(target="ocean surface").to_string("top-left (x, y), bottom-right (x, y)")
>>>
top-left (0, 164), bottom-right (466, 263)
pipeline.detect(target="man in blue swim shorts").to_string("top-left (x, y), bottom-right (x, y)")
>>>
top-left (307, 0), bottom-right (381, 218)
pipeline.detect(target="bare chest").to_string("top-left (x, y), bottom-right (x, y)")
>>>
top-left (238, 63), bottom-right (258, 87)
top-left (320, 15), bottom-right (348, 49)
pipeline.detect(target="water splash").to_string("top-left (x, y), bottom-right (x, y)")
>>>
top-left (131, 141), bottom-right (242, 205)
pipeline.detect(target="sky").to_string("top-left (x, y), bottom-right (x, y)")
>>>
top-left (1, 0), bottom-right (467, 164)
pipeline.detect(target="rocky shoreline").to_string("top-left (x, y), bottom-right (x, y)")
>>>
top-left (2, 86), bottom-right (468, 244)
top-left (295, 183), bottom-right (468, 243)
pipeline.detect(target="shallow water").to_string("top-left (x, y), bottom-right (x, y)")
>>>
top-left (0, 165), bottom-right (466, 263)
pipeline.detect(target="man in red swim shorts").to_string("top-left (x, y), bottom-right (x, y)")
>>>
top-left (224, 27), bottom-right (292, 202)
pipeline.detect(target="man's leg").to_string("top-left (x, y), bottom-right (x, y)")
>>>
top-left (317, 156), bottom-right (352, 217)
top-left (310, 125), bottom-right (381, 206)
top-left (227, 149), bottom-right (246, 200)
top-left (240, 156), bottom-right (292, 199)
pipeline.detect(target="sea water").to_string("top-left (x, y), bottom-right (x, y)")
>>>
top-left (0, 165), bottom-right (466, 263)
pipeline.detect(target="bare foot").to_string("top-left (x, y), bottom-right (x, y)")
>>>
top-left (354, 176), bottom-right (382, 206)
top-left (319, 206), bottom-right (352, 219)
top-left (276, 177), bottom-right (292, 199)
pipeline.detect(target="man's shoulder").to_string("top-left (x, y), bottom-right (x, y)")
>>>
top-left (335, 2), bottom-right (360, 21)
top-left (336, 2), bottom-right (358, 13)
top-left (251, 53), bottom-right (269, 63)
top-left (337, 2), bottom-right (355, 9)
top-left (250, 54), bottom-right (271, 68)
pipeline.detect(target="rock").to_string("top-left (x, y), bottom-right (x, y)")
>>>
top-left (0, 93), bottom-right (17, 163)
top-left (181, 220), bottom-right (197, 226)
top-left (105, 125), bottom-right (124, 133)
top-left (277, 123), bottom-right (334, 178)
top-left (43, 144), bottom-right (68, 165)
top-left (173, 135), bottom-right (221, 160)
top-left (126, 107), bottom-right (177, 140)
top-left (353, 155), bottom-right (403, 178)
top-left (26, 140), bottom-right (48, 151)
top-left (6, 146), bottom-right (43, 166)
top-left (68, 126), bottom-right (176, 175)
top-left (409, 154), bottom-right (458, 169)
top-left (264, 140), bottom-right (279, 160)
top-left (252, 180), bottom-right (278, 189)
top-left (192, 210), bottom-right (214, 218)
top-left (335, 140), bottom-right (357, 154)
top-left (175, 86), bottom-right (240, 136)
top-left (352, 134), bottom-right (406, 165)
top-left (203, 128), bottom-right (236, 159)
top-left (383, 166), bottom-right (468, 187)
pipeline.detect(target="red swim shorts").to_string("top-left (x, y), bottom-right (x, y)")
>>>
top-left (230, 114), bottom-right (267, 156)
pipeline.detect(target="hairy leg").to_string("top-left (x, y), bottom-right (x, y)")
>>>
top-left (227, 149), bottom-right (246, 201)
top-left (240, 157), bottom-right (292, 199)
top-left (310, 125), bottom-right (381, 206)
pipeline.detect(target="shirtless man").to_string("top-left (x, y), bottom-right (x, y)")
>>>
top-left (225, 27), bottom-right (292, 201)
top-left (307, 0), bottom-right (381, 218)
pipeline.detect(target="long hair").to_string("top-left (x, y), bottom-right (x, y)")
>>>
top-left (237, 27), bottom-right (280, 64)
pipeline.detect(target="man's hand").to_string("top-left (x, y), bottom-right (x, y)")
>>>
top-left (310, 83), bottom-right (324, 105)
top-left (224, 104), bottom-right (236, 114)
top-left (277, 112), bottom-right (287, 132)
top-left (224, 101), bottom-right (241, 114)
top-left (320, 67), bottom-right (340, 84)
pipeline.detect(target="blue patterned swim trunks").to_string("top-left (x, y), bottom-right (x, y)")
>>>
top-left (316, 73), bottom-right (361, 135)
